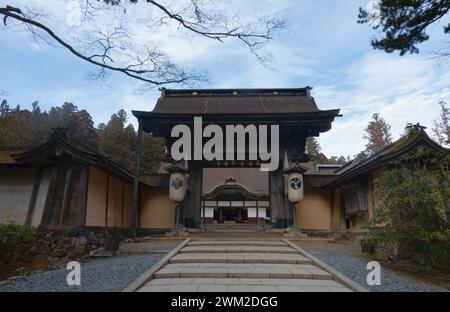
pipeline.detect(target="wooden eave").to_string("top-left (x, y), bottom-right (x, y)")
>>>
top-left (133, 110), bottom-right (342, 137)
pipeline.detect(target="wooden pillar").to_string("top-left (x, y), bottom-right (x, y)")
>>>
top-left (25, 168), bottom-right (43, 227)
top-left (202, 201), bottom-right (206, 226)
top-left (256, 201), bottom-right (259, 226)
top-left (174, 203), bottom-right (181, 230)
top-left (130, 120), bottom-right (143, 238)
top-left (104, 174), bottom-right (110, 227)
top-left (183, 161), bottom-right (202, 228)
top-left (269, 167), bottom-right (288, 228)
top-left (121, 180), bottom-right (125, 228)
top-left (60, 169), bottom-right (73, 226)
top-left (78, 167), bottom-right (89, 228)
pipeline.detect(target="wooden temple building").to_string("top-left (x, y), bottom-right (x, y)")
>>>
top-left (0, 88), bottom-right (448, 235)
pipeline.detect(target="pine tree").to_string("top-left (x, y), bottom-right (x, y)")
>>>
top-left (363, 113), bottom-right (392, 155)
top-left (98, 110), bottom-right (134, 170)
top-left (358, 1), bottom-right (450, 57)
top-left (97, 109), bottom-right (165, 173)
top-left (306, 137), bottom-right (321, 161)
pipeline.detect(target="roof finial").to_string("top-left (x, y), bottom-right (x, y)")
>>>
top-left (405, 123), bottom-right (427, 133)
top-left (305, 86), bottom-right (313, 99)
top-left (49, 125), bottom-right (69, 140)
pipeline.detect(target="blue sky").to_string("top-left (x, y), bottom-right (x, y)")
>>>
top-left (1, 0), bottom-right (449, 157)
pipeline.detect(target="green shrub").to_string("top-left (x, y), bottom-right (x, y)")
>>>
top-left (367, 149), bottom-right (450, 270)
top-left (0, 223), bottom-right (34, 250)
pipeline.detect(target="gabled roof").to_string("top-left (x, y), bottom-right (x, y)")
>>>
top-left (325, 127), bottom-right (449, 189)
top-left (2, 129), bottom-right (147, 186)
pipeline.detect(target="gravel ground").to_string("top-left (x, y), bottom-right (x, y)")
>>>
top-left (0, 253), bottom-right (165, 292)
top-left (296, 241), bottom-right (448, 292)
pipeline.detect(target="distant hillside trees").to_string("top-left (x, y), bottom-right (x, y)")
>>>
top-left (0, 100), bottom-right (164, 174)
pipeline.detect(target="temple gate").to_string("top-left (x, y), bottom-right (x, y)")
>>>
top-left (131, 88), bottom-right (340, 233)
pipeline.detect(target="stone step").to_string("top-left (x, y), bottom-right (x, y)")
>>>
top-left (187, 240), bottom-right (288, 247)
top-left (139, 278), bottom-right (352, 292)
top-left (154, 263), bottom-right (333, 280)
top-left (212, 229), bottom-right (262, 233)
top-left (170, 253), bottom-right (312, 264)
top-left (179, 246), bottom-right (297, 254)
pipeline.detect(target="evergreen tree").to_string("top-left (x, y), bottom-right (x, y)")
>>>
top-left (48, 102), bottom-right (98, 148)
top-left (98, 109), bottom-right (135, 170)
top-left (363, 113), bottom-right (392, 155)
top-left (141, 134), bottom-right (166, 174)
top-left (358, 1), bottom-right (450, 57)
top-left (97, 109), bottom-right (165, 173)
top-left (305, 137), bottom-right (321, 161)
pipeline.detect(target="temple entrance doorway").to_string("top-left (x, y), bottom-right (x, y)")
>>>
top-left (201, 168), bottom-right (269, 227)
top-left (218, 207), bottom-right (246, 223)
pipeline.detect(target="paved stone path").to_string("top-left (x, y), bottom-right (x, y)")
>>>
top-left (130, 239), bottom-right (364, 292)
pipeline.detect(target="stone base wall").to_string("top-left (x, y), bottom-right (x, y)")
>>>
top-left (0, 227), bottom-right (130, 280)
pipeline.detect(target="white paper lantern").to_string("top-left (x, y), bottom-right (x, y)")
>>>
top-left (169, 172), bottom-right (188, 202)
top-left (287, 172), bottom-right (304, 203)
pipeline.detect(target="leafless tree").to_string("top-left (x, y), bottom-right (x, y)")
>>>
top-left (0, 1), bottom-right (286, 87)
top-left (433, 101), bottom-right (450, 147)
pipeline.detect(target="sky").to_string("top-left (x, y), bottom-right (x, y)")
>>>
top-left (0, 0), bottom-right (449, 158)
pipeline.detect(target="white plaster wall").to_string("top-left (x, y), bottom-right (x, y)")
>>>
top-left (0, 168), bottom-right (35, 225)
top-left (247, 208), bottom-right (267, 218)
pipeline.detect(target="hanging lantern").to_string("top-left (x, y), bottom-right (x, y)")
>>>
top-left (165, 162), bottom-right (189, 203)
top-left (283, 163), bottom-right (306, 203)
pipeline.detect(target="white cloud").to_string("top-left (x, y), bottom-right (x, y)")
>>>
top-left (2, 0), bottom-right (450, 161)
top-left (316, 52), bottom-right (450, 158)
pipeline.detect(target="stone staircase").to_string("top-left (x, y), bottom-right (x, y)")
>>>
top-left (125, 239), bottom-right (365, 292)
top-left (202, 224), bottom-right (264, 233)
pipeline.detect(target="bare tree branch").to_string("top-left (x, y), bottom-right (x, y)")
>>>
top-left (0, 1), bottom-right (285, 87)
top-left (0, 5), bottom-right (203, 85)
